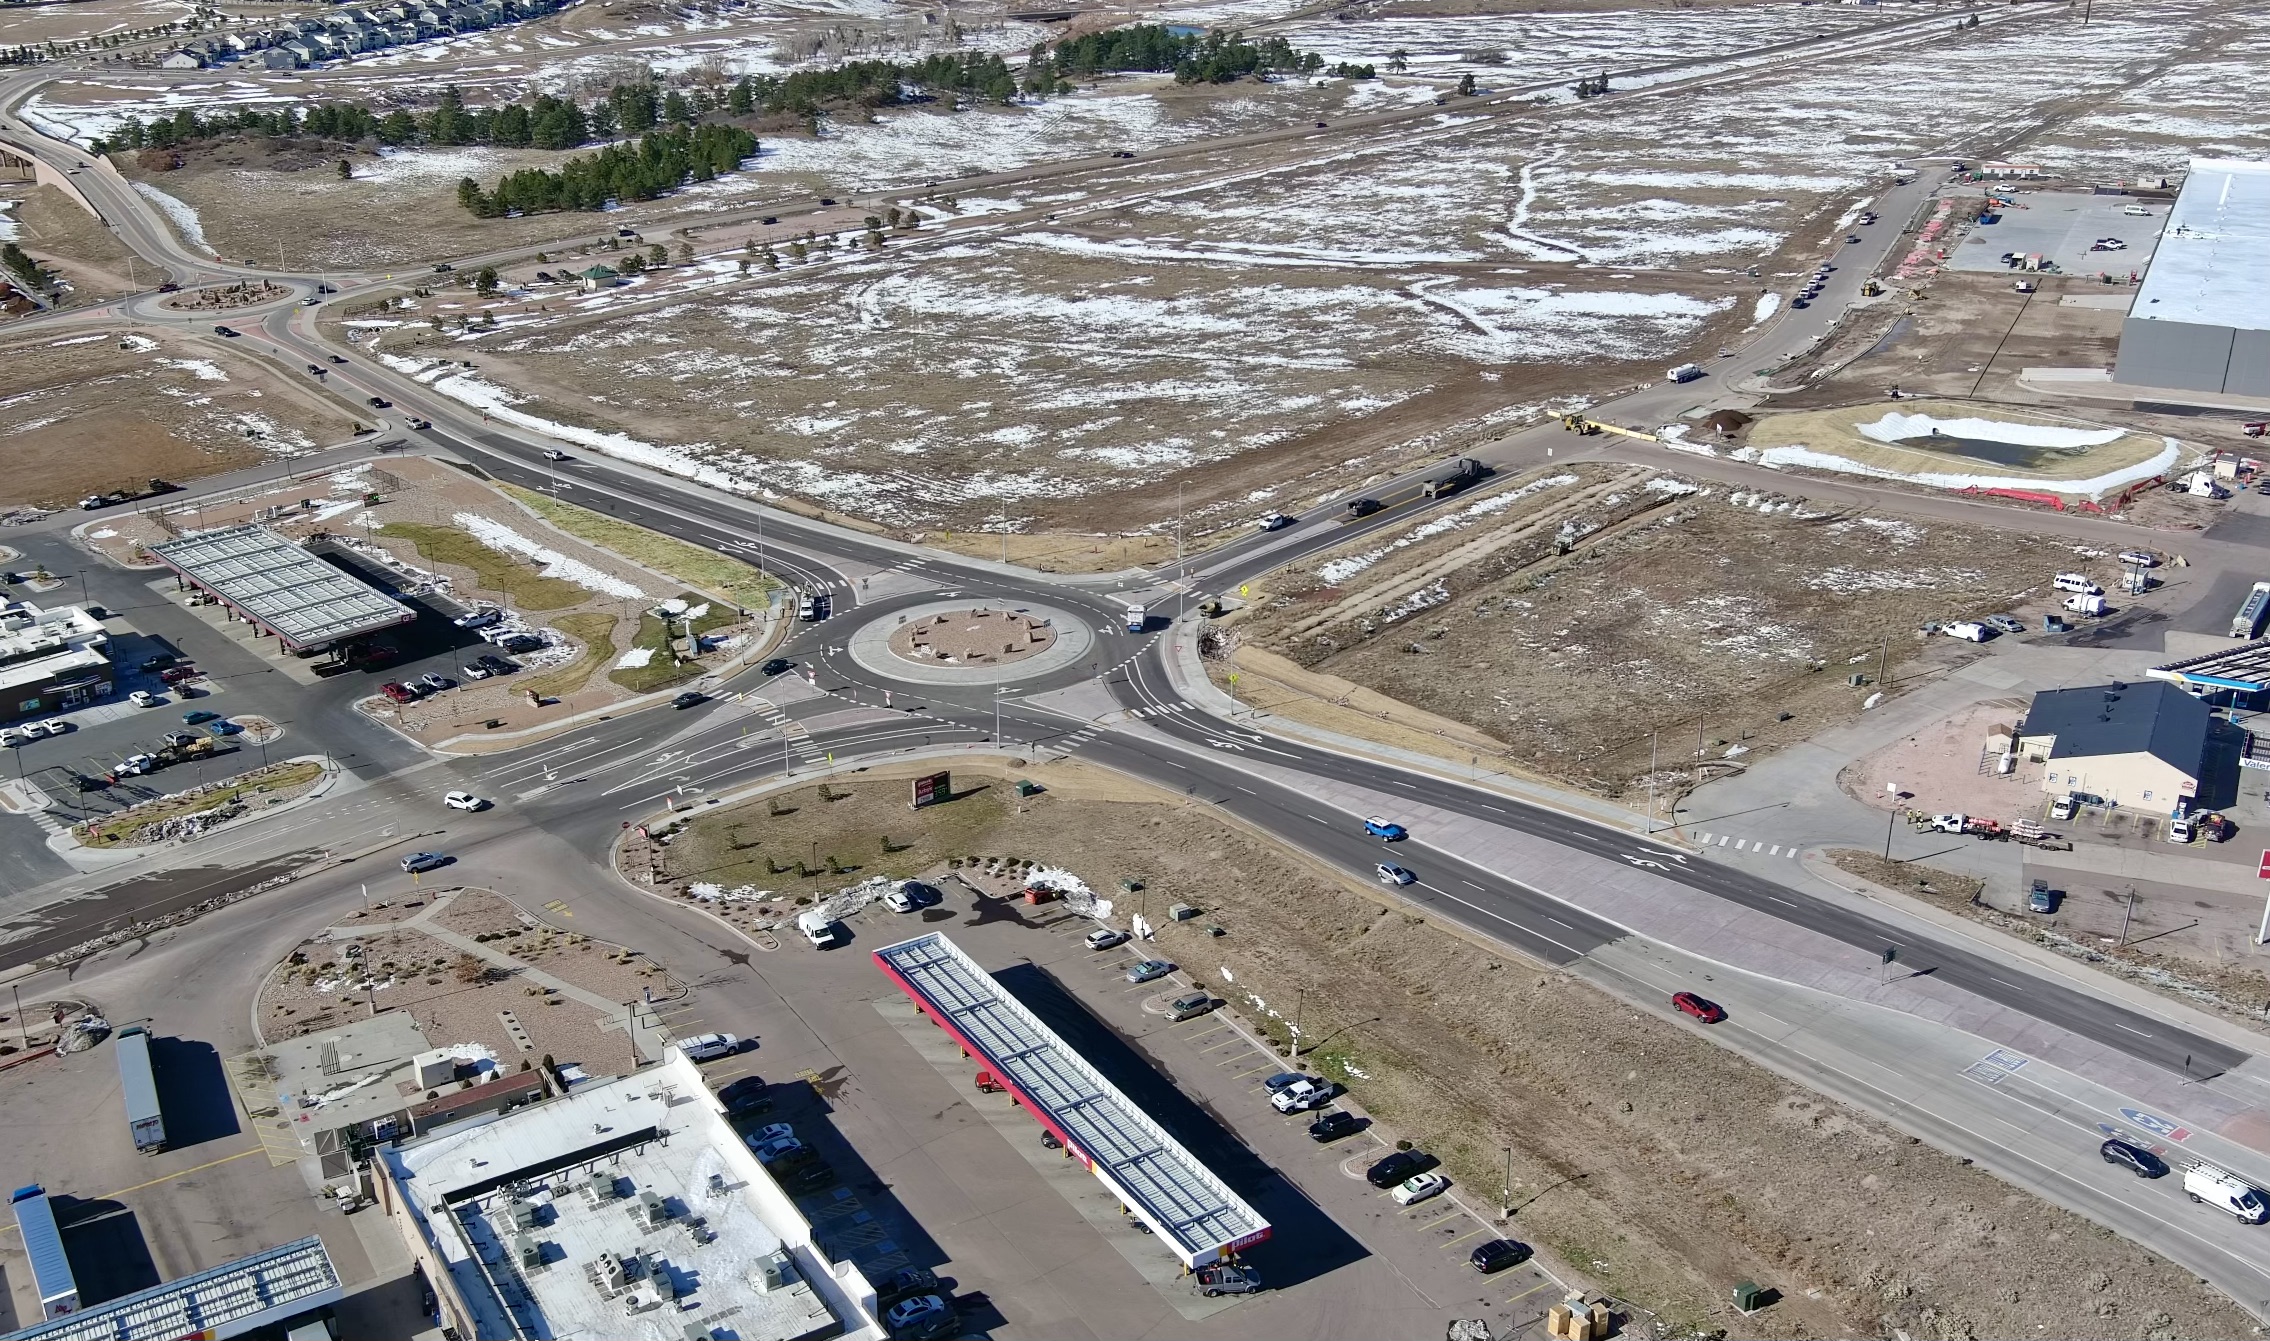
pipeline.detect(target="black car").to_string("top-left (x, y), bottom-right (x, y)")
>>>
top-left (1470, 1238), bottom-right (1532, 1273)
top-left (1346, 497), bottom-right (1383, 518)
top-left (762, 658), bottom-right (795, 676)
top-left (818, 196), bottom-right (837, 206)
top-left (761, 215), bottom-right (779, 225)
top-left (495, 633), bottom-right (544, 653)
top-left (672, 691), bottom-right (707, 709)
top-left (475, 653), bottom-right (516, 675)
top-left (1308, 1110), bottom-right (1363, 1143)
top-left (213, 325), bottom-right (238, 336)
top-left (2101, 1138), bottom-right (2168, 1178)
top-left (1365, 1149), bottom-right (1438, 1188)
top-left (779, 1159), bottom-right (836, 1194)
top-left (329, 354), bottom-right (347, 364)
top-left (876, 1266), bottom-right (941, 1312)
top-left (368, 396), bottom-right (391, 408)
top-left (717, 1076), bottom-right (772, 1115)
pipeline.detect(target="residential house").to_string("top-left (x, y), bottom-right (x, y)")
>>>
top-left (158, 49), bottom-right (203, 68)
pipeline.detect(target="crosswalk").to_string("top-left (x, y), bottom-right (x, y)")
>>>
top-left (1691, 831), bottom-right (1799, 859)
top-left (744, 694), bottom-right (824, 766)
top-left (1124, 701), bottom-right (1193, 718)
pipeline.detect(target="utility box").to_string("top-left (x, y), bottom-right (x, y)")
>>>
top-left (413, 1049), bottom-right (459, 1091)
top-left (1167, 903), bottom-right (1200, 921)
top-left (1734, 1280), bottom-right (1769, 1312)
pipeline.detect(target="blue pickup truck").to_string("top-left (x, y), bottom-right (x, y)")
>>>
top-left (1364, 816), bottom-right (1407, 841)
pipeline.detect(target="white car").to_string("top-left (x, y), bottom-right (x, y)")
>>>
top-left (540, 449), bottom-right (571, 462)
top-left (444, 791), bottom-right (488, 812)
top-left (453, 607), bottom-right (501, 631)
top-left (0, 728), bottom-right (20, 747)
top-left (1085, 927), bottom-right (1129, 951)
top-left (1392, 1171), bottom-right (1451, 1206)
top-left (128, 690), bottom-right (156, 708)
top-left (679, 1032), bottom-right (739, 1062)
top-left (1376, 863), bottom-right (1416, 887)
top-left (34, 719), bottom-right (65, 736)
top-left (116, 752), bottom-right (159, 776)
top-left (1270, 1080), bottom-right (1333, 1114)
top-left (884, 887), bottom-right (917, 913)
top-left (1257, 512), bottom-right (1293, 531)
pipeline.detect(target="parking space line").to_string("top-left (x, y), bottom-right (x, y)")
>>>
top-left (1440, 1225), bottom-right (1490, 1249)
top-left (1505, 1280), bottom-right (1553, 1306)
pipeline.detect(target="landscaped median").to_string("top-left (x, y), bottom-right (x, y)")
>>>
top-left (70, 757), bottom-right (331, 848)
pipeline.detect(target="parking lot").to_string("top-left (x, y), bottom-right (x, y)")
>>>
top-left (647, 871), bottom-right (1569, 1339)
top-left (0, 1015), bottom-right (421, 1335)
top-left (1945, 189), bottom-right (2163, 277)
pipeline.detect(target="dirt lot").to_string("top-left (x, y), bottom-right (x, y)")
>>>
top-left (1219, 463), bottom-right (2124, 802)
top-left (653, 761), bottom-right (2250, 1339)
top-left (0, 328), bottom-right (352, 508)
top-left (119, 139), bottom-right (613, 271)
top-left (259, 887), bottom-right (651, 1076)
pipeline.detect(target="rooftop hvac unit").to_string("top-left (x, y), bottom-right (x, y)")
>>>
top-left (753, 1250), bottom-right (800, 1293)
top-left (584, 1172), bottom-right (619, 1205)
top-left (507, 1200), bottom-right (542, 1231)
top-left (635, 1190), bottom-right (672, 1228)
top-left (515, 1235), bottom-right (545, 1271)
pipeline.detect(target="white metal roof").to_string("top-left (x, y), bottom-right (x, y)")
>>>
top-left (4, 1236), bottom-right (342, 1341)
top-left (380, 1056), bottom-right (873, 1341)
top-left (147, 525), bottom-right (413, 650)
top-left (873, 933), bottom-right (1269, 1267)
top-left (2128, 158), bottom-right (2270, 332)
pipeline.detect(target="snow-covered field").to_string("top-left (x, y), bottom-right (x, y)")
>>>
top-left (408, 234), bottom-right (1730, 527)
top-left (2023, 9), bottom-right (2270, 180)
top-left (1272, 3), bottom-right (1872, 87)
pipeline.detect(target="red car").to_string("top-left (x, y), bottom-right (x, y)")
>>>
top-left (1672, 992), bottom-right (1725, 1024)
top-left (379, 681), bottom-right (419, 704)
top-left (158, 665), bottom-right (199, 684)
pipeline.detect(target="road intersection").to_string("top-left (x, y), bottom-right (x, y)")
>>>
top-left (9, 11), bottom-right (2270, 1319)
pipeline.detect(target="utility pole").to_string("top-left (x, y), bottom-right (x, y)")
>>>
top-left (1646, 732), bottom-right (1658, 834)
top-left (1876, 637), bottom-right (1889, 690)
top-left (1500, 1146), bottom-right (1513, 1221)
top-left (1290, 988), bottom-right (1304, 1055)
top-left (1883, 807), bottom-right (1897, 861)
top-left (2118, 886), bottom-right (2137, 945)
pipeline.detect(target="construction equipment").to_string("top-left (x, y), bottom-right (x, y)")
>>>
top-left (1558, 415), bottom-right (1658, 444)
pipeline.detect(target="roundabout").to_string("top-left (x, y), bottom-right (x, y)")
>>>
top-left (846, 598), bottom-right (1096, 687)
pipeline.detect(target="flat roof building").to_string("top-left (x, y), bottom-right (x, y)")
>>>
top-left (0, 602), bottom-right (111, 723)
top-left (374, 1051), bottom-right (880, 1341)
top-left (873, 933), bottom-right (1270, 1268)
top-left (148, 525), bottom-right (414, 654)
top-left (2017, 679), bottom-right (2229, 810)
top-left (2115, 158), bottom-right (2270, 397)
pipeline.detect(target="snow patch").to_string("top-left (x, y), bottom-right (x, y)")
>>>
top-left (1856, 411), bottom-right (2127, 450)
top-left (450, 511), bottom-right (652, 599)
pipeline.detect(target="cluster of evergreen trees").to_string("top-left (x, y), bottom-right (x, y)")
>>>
top-left (456, 123), bottom-right (756, 215)
top-left (1023, 25), bottom-right (1359, 88)
top-left (728, 51), bottom-right (1020, 116)
top-left (92, 83), bottom-right (689, 153)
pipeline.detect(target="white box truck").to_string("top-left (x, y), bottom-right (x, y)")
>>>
top-left (1125, 604), bottom-right (1147, 633)
top-left (2064, 593), bottom-right (2108, 617)
top-left (1666, 362), bottom-right (1704, 383)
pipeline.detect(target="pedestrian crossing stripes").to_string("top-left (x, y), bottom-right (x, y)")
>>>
top-left (1692, 832), bottom-right (1798, 858)
top-left (1127, 701), bottom-right (1192, 718)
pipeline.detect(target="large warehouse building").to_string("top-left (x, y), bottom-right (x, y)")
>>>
top-left (2115, 158), bottom-right (2270, 397)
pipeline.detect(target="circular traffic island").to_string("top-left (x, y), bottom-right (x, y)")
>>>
top-left (849, 600), bottom-right (1095, 686)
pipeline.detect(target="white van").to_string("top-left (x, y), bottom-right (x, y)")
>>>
top-left (2184, 1162), bottom-right (2269, 1223)
top-left (2052, 572), bottom-right (2101, 595)
top-left (679, 1032), bottom-right (739, 1062)
top-left (795, 909), bottom-right (841, 949)
top-left (1942, 622), bottom-right (1988, 642)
